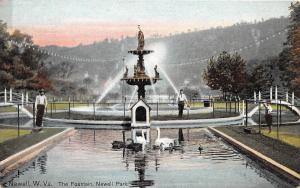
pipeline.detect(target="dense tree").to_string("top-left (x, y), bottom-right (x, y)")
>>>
top-left (166, 86), bottom-right (175, 99)
top-left (106, 92), bottom-right (120, 99)
top-left (289, 3), bottom-right (300, 93)
top-left (0, 21), bottom-right (14, 88)
top-left (182, 87), bottom-right (198, 100)
top-left (0, 20), bottom-right (52, 90)
top-left (60, 82), bottom-right (77, 97)
top-left (247, 64), bottom-right (273, 92)
top-left (280, 2), bottom-right (300, 94)
top-left (203, 51), bottom-right (247, 97)
top-left (83, 77), bottom-right (93, 91)
top-left (47, 61), bottom-right (77, 80)
top-left (245, 57), bottom-right (277, 95)
top-left (77, 87), bottom-right (87, 100)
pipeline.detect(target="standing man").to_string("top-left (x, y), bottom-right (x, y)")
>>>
top-left (263, 101), bottom-right (273, 133)
top-left (176, 89), bottom-right (190, 118)
top-left (35, 89), bottom-right (47, 129)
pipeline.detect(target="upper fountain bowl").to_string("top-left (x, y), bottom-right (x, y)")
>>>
top-left (128, 49), bottom-right (154, 55)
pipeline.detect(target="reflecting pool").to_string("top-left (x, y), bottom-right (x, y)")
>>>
top-left (1, 129), bottom-right (293, 188)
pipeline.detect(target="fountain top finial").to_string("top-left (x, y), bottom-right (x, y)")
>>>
top-left (128, 26), bottom-right (153, 55)
top-left (137, 25), bottom-right (144, 51)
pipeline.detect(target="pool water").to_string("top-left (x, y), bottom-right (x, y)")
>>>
top-left (1, 129), bottom-right (293, 188)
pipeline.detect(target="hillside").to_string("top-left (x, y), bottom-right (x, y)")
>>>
top-left (44, 17), bottom-right (289, 91)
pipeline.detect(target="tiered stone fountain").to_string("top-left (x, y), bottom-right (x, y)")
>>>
top-left (121, 25), bottom-right (161, 99)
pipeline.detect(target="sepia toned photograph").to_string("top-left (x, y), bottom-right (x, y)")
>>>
top-left (0, 0), bottom-right (300, 187)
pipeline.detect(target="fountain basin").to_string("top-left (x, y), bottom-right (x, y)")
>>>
top-left (128, 49), bottom-right (153, 55)
top-left (121, 77), bottom-right (160, 86)
top-left (70, 105), bottom-right (212, 117)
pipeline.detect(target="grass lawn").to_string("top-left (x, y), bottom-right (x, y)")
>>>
top-left (261, 129), bottom-right (300, 148)
top-left (269, 104), bottom-right (289, 111)
top-left (0, 127), bottom-right (65, 161)
top-left (0, 128), bottom-right (31, 143)
top-left (49, 101), bottom-right (88, 110)
top-left (191, 101), bottom-right (243, 109)
top-left (191, 101), bottom-right (290, 111)
top-left (0, 106), bottom-right (17, 113)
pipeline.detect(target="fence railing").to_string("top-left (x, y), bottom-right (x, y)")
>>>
top-left (0, 99), bottom-right (243, 129)
top-left (244, 99), bottom-right (300, 136)
top-left (3, 98), bottom-right (299, 140)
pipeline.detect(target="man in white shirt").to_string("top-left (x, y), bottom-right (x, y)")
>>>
top-left (176, 89), bottom-right (190, 118)
top-left (35, 89), bottom-right (47, 128)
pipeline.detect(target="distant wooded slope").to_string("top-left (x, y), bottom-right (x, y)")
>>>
top-left (44, 17), bottom-right (289, 88)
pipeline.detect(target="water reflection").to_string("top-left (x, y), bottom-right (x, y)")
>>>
top-left (36, 155), bottom-right (48, 174)
top-left (1, 154), bottom-right (48, 187)
top-left (121, 149), bottom-right (155, 187)
top-left (130, 154), bottom-right (154, 187)
top-left (29, 154), bottom-right (48, 175)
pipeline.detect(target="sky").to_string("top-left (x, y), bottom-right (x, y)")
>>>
top-left (0, 0), bottom-right (293, 47)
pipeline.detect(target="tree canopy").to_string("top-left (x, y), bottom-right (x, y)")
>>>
top-left (247, 63), bottom-right (273, 93)
top-left (0, 20), bottom-right (52, 90)
top-left (280, 2), bottom-right (300, 94)
top-left (203, 51), bottom-right (247, 97)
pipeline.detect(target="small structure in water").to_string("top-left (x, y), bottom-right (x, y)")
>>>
top-left (112, 99), bottom-right (151, 151)
top-left (130, 99), bottom-right (151, 147)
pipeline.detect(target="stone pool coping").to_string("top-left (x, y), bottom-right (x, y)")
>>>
top-left (70, 107), bottom-right (213, 116)
top-left (208, 127), bottom-right (300, 186)
top-left (44, 114), bottom-right (244, 129)
top-left (0, 128), bottom-right (75, 177)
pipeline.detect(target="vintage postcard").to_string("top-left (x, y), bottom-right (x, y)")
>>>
top-left (0, 0), bottom-right (299, 187)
